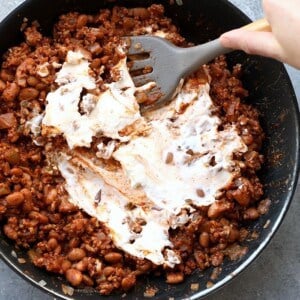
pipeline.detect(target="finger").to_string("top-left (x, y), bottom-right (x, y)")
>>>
top-left (220, 29), bottom-right (284, 61)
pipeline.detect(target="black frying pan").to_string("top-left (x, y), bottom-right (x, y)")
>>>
top-left (0, 0), bottom-right (299, 299)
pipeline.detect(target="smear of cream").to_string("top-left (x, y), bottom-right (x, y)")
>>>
top-left (114, 83), bottom-right (247, 214)
top-left (58, 153), bottom-right (180, 267)
top-left (42, 50), bottom-right (144, 148)
top-left (39, 49), bottom-right (247, 267)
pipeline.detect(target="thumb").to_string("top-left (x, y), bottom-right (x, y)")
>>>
top-left (220, 29), bottom-right (284, 61)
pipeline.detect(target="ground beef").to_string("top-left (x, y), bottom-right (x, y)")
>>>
top-left (0, 4), bottom-right (266, 295)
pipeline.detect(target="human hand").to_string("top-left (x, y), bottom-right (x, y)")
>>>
top-left (220, 0), bottom-right (300, 69)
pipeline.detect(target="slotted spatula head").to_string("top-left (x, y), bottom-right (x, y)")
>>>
top-left (126, 35), bottom-right (231, 110)
top-left (126, 35), bottom-right (187, 109)
top-left (125, 18), bottom-right (271, 111)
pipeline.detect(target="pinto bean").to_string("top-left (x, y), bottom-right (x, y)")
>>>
top-left (196, 188), bottom-right (205, 198)
top-left (228, 227), bottom-right (240, 243)
top-left (76, 14), bottom-right (88, 28)
top-left (100, 55), bottom-right (109, 64)
top-left (66, 268), bottom-right (83, 286)
top-left (0, 69), bottom-right (14, 82)
top-left (0, 79), bottom-right (6, 92)
top-left (243, 207), bottom-right (259, 220)
top-left (242, 134), bottom-right (254, 145)
top-left (20, 188), bottom-right (32, 201)
top-left (68, 220), bottom-right (87, 236)
top-left (0, 183), bottom-right (10, 196)
top-left (39, 90), bottom-right (46, 101)
top-left (68, 238), bottom-right (80, 249)
top-left (136, 260), bottom-right (152, 273)
top-left (6, 192), bottom-right (24, 206)
top-left (29, 211), bottom-right (49, 224)
top-left (68, 248), bottom-right (86, 262)
top-left (47, 238), bottom-right (58, 250)
top-left (104, 252), bottom-right (123, 264)
top-left (75, 259), bottom-right (88, 272)
top-left (121, 274), bottom-right (136, 291)
top-left (10, 167), bottom-right (23, 177)
top-left (19, 87), bottom-right (39, 101)
top-left (61, 260), bottom-right (72, 272)
top-left (54, 245), bottom-right (62, 255)
top-left (82, 274), bottom-right (94, 286)
top-left (103, 266), bottom-right (115, 277)
top-left (44, 188), bottom-right (57, 205)
top-left (3, 224), bottom-right (18, 240)
top-left (4, 148), bottom-right (20, 165)
top-left (135, 92), bottom-right (149, 104)
top-left (199, 232), bottom-right (210, 248)
top-left (59, 198), bottom-right (77, 213)
top-left (27, 76), bottom-right (39, 87)
top-left (2, 82), bottom-right (20, 102)
top-left (90, 58), bottom-right (101, 69)
top-left (0, 113), bottom-right (17, 130)
top-left (233, 189), bottom-right (251, 206)
top-left (0, 205), bottom-right (7, 214)
top-left (35, 82), bottom-right (47, 91)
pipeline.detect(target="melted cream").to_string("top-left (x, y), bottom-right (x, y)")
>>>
top-left (42, 51), bottom-right (142, 148)
top-left (114, 83), bottom-right (247, 213)
top-left (39, 49), bottom-right (248, 267)
top-left (57, 153), bottom-right (179, 267)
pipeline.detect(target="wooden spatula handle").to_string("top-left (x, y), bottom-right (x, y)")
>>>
top-left (242, 18), bottom-right (272, 32)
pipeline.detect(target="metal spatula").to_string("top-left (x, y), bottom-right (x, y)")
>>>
top-left (126, 18), bottom-right (271, 111)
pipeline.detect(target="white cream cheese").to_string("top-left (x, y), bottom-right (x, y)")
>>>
top-left (42, 51), bottom-right (142, 149)
top-left (114, 83), bottom-right (247, 214)
top-left (57, 153), bottom-right (179, 267)
top-left (40, 49), bottom-right (248, 268)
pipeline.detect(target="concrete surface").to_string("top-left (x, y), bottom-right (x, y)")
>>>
top-left (0, 0), bottom-right (299, 299)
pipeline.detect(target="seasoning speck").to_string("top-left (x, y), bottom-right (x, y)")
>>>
top-left (94, 189), bottom-right (102, 206)
top-left (134, 42), bottom-right (142, 49)
top-left (191, 283), bottom-right (199, 291)
top-left (38, 280), bottom-right (47, 287)
top-left (62, 284), bottom-right (74, 296)
top-left (165, 152), bottom-right (174, 164)
top-left (196, 188), bottom-right (205, 197)
top-left (144, 286), bottom-right (158, 298)
top-left (263, 219), bottom-right (271, 229)
top-left (210, 267), bottom-right (222, 280)
top-left (18, 258), bottom-right (26, 264)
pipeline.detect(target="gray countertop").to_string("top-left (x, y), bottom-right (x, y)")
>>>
top-left (0, 0), bottom-right (299, 299)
